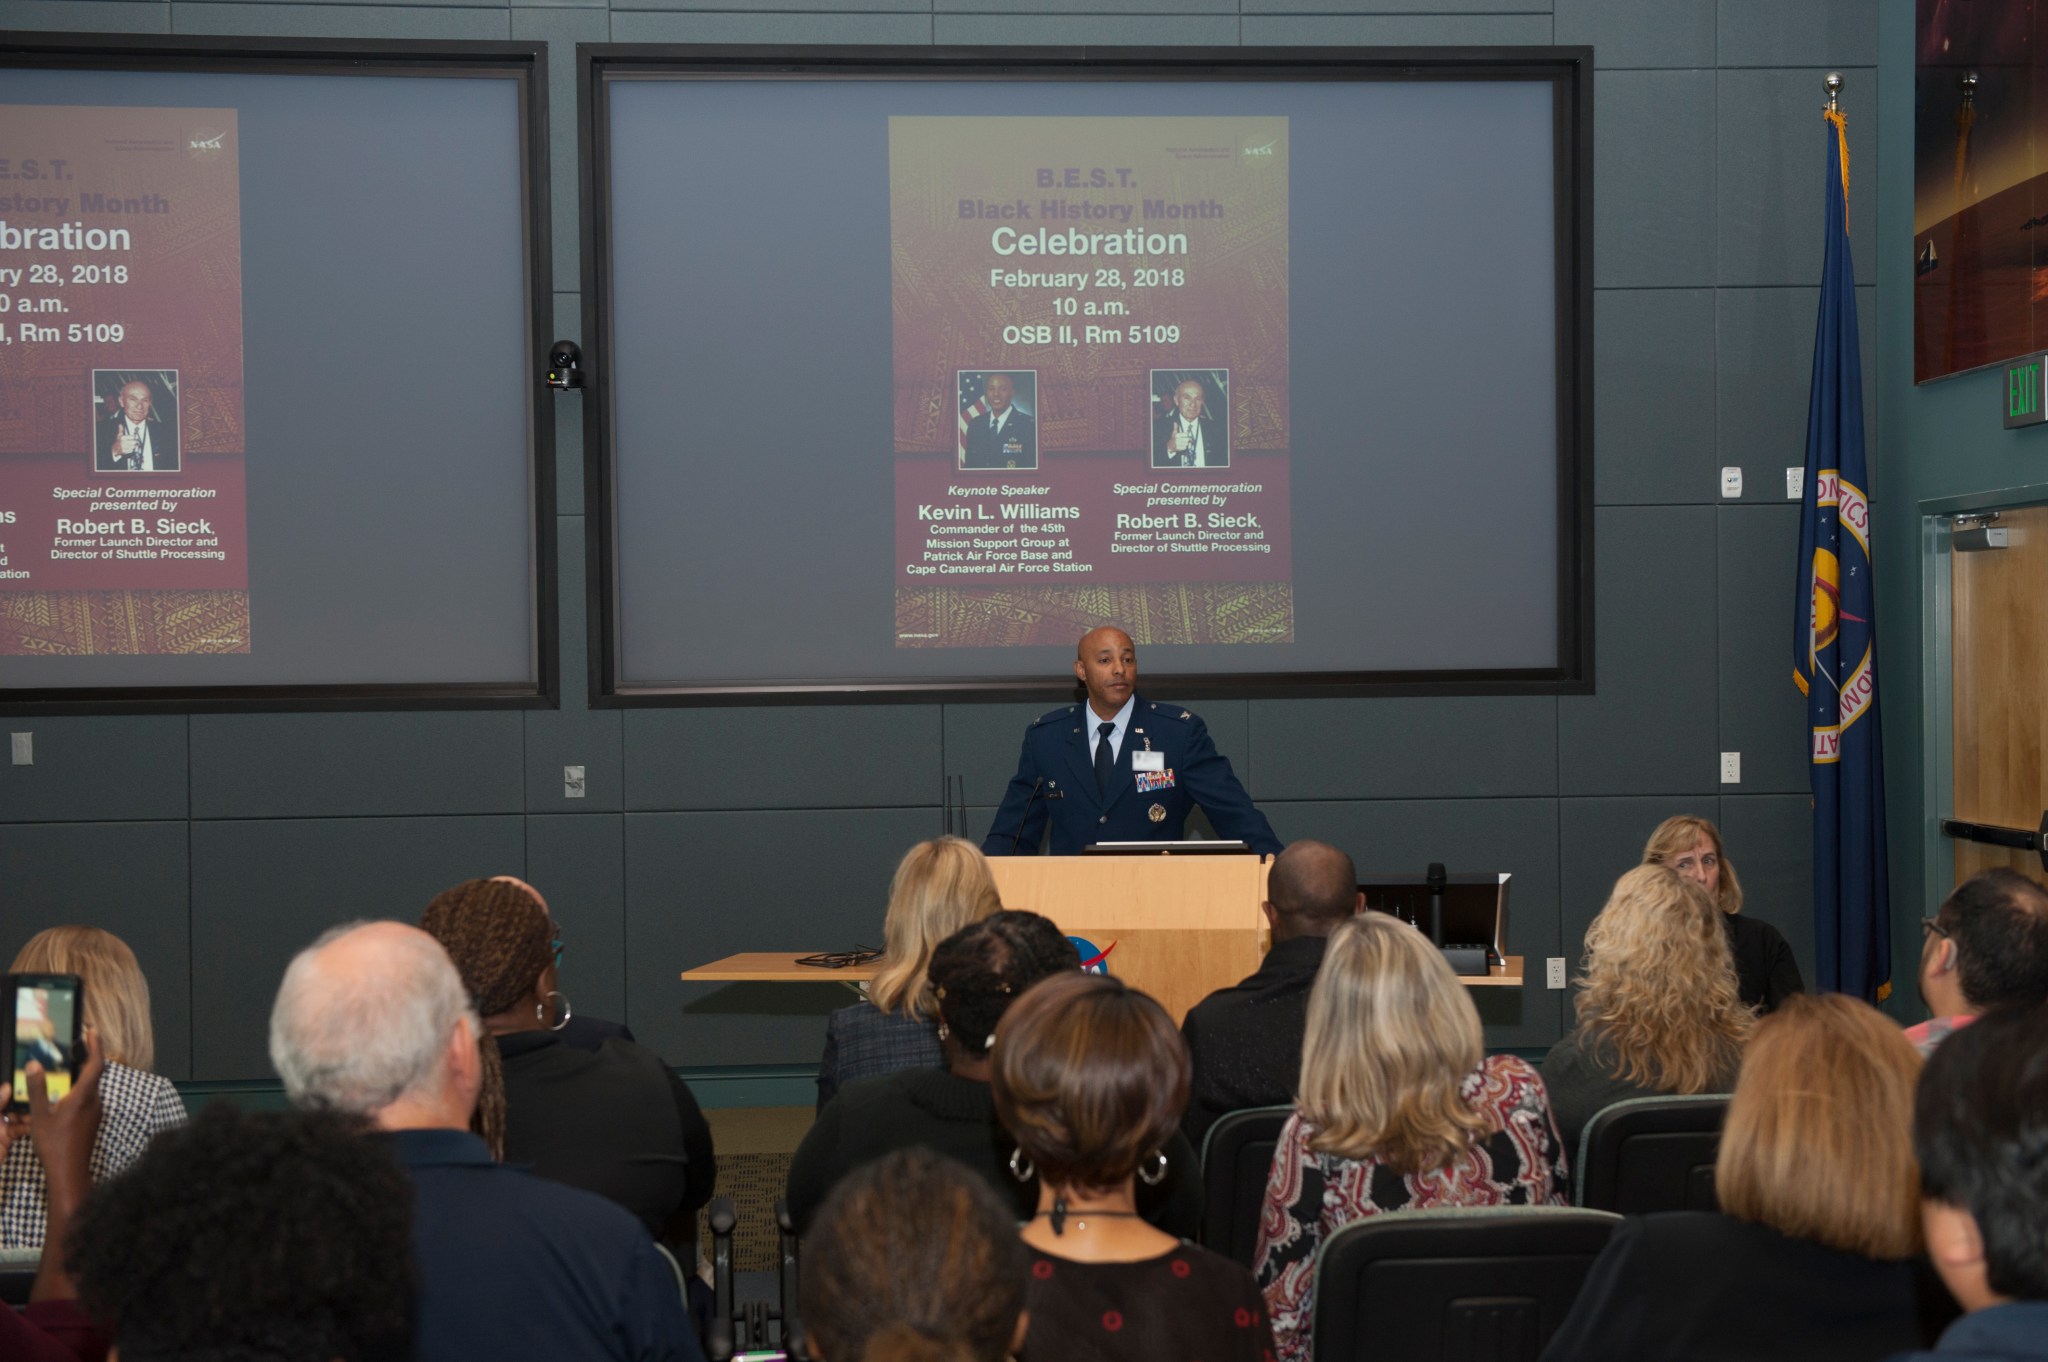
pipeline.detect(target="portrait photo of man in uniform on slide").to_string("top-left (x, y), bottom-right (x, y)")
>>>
top-left (93, 369), bottom-right (181, 474)
top-left (958, 370), bottom-right (1038, 471)
top-left (1151, 370), bottom-right (1229, 471)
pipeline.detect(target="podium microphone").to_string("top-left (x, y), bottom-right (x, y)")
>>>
top-left (1425, 861), bottom-right (1447, 948)
top-left (1012, 777), bottom-right (1052, 855)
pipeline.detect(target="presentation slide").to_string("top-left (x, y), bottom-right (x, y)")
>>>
top-left (600, 65), bottom-right (1580, 694)
top-left (0, 55), bottom-right (544, 698)
top-left (891, 116), bottom-right (1291, 648)
top-left (0, 106), bottom-right (249, 654)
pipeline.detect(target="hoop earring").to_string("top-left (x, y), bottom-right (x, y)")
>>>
top-left (546, 990), bottom-right (572, 1032)
top-left (1138, 1149), bottom-right (1167, 1186)
top-left (1009, 1147), bottom-right (1035, 1183)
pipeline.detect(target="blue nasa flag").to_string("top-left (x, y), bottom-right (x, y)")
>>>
top-left (1792, 108), bottom-right (1890, 1002)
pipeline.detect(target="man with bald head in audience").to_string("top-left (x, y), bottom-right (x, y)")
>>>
top-left (269, 921), bottom-right (702, 1362)
top-left (1907, 868), bottom-right (2048, 1056)
top-left (1179, 839), bottom-right (1361, 1144)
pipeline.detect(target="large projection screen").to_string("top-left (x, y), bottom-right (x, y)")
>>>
top-left (588, 47), bottom-right (1590, 703)
top-left (0, 37), bottom-right (554, 712)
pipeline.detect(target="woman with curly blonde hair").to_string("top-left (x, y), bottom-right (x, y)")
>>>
top-left (1541, 864), bottom-right (1751, 1158)
top-left (1642, 814), bottom-right (1804, 1012)
top-left (1254, 913), bottom-right (1568, 1362)
top-left (815, 836), bottom-right (1004, 1108)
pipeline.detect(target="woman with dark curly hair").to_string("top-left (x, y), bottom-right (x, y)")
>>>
top-left (802, 1147), bottom-right (1030, 1362)
top-left (993, 970), bottom-right (1273, 1362)
top-left (422, 876), bottom-right (714, 1241)
top-left (787, 909), bottom-right (1085, 1233)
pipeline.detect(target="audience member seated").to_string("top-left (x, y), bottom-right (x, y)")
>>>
top-left (68, 1098), bottom-right (413, 1362)
top-left (1542, 864), bottom-right (1750, 1156)
top-left (0, 1031), bottom-right (108, 1362)
top-left (269, 920), bottom-right (703, 1362)
top-left (422, 876), bottom-right (715, 1240)
top-left (800, 1147), bottom-right (1028, 1362)
top-left (816, 836), bottom-right (1003, 1110)
top-left (0, 926), bottom-right (186, 1250)
top-left (1643, 814), bottom-right (1805, 1012)
top-left (1539, 993), bottom-right (1936, 1362)
top-left (1180, 839), bottom-right (1360, 1146)
top-left (1254, 912), bottom-right (1567, 1362)
top-left (1906, 869), bottom-right (2048, 1057)
top-left (1893, 1003), bottom-right (2048, 1362)
top-left (992, 971), bottom-right (1275, 1362)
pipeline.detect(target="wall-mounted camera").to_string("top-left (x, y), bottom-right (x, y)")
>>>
top-left (545, 339), bottom-right (584, 391)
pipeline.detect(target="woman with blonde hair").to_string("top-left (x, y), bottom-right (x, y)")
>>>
top-left (815, 836), bottom-right (1003, 1108)
top-left (1254, 913), bottom-right (1567, 1362)
top-left (1538, 994), bottom-right (1937, 1361)
top-left (1643, 813), bottom-right (1804, 1011)
top-left (1541, 863), bottom-right (1751, 1158)
top-left (0, 926), bottom-right (186, 1248)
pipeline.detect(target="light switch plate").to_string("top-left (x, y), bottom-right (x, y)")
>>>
top-left (1545, 957), bottom-right (1567, 989)
top-left (563, 765), bottom-right (586, 799)
top-left (9, 733), bottom-right (29, 766)
top-left (1720, 466), bottom-right (1743, 498)
top-left (1720, 751), bottom-right (1741, 784)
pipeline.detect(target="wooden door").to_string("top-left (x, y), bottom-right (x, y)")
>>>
top-left (1951, 504), bottom-right (2048, 882)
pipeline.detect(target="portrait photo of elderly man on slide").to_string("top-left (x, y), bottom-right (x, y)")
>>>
top-left (92, 369), bottom-right (181, 474)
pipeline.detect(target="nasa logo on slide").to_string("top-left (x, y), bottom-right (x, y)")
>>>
top-left (1067, 935), bottom-right (1116, 976)
top-left (187, 128), bottom-right (228, 161)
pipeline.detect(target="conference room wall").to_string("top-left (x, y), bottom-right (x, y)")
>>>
top-left (0, 0), bottom-right (1879, 1082)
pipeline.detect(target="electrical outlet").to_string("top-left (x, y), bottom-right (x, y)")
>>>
top-left (9, 733), bottom-right (29, 766)
top-left (1720, 466), bottom-right (1743, 498)
top-left (1786, 467), bottom-right (1803, 499)
top-left (563, 765), bottom-right (586, 799)
top-left (1721, 751), bottom-right (1741, 784)
top-left (1545, 957), bottom-right (1567, 989)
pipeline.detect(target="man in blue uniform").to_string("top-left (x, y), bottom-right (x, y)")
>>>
top-left (982, 625), bottom-right (1282, 856)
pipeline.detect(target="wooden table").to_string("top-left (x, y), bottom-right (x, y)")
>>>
top-left (681, 951), bottom-right (1523, 988)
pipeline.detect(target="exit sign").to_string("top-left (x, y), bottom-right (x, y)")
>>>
top-left (2007, 353), bottom-right (2047, 428)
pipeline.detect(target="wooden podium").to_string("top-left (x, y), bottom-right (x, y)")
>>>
top-left (988, 854), bottom-right (1268, 1025)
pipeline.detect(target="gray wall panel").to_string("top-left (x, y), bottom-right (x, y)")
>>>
top-left (191, 713), bottom-right (526, 819)
top-left (528, 518), bottom-right (624, 810)
top-left (527, 813), bottom-right (628, 1028)
top-left (1557, 794), bottom-right (1719, 969)
top-left (946, 702), bottom-right (1073, 810)
top-left (1716, 285), bottom-right (1877, 483)
top-left (1267, 797), bottom-right (1564, 1048)
top-left (1239, 14), bottom-right (1551, 44)
top-left (1252, 697), bottom-right (1557, 801)
top-left (1718, 505), bottom-right (1808, 794)
top-left (625, 705), bottom-right (942, 811)
top-left (1554, 0), bottom-right (1710, 69)
top-left (1717, 0), bottom-right (1877, 71)
top-left (189, 814), bottom-right (526, 1080)
top-left (547, 289), bottom-right (587, 517)
top-left (1559, 506), bottom-right (1719, 794)
top-left (1718, 793), bottom-right (1818, 992)
top-left (0, 717), bottom-right (188, 824)
top-left (611, 12), bottom-right (929, 40)
top-left (1594, 71), bottom-right (1716, 289)
top-left (625, 807), bottom-right (935, 1066)
top-left (170, 4), bottom-right (511, 37)
top-left (1594, 289), bottom-right (1717, 506)
top-left (1716, 67), bottom-right (1877, 288)
top-left (0, 821), bottom-right (192, 1080)
top-left (0, 0), bottom-right (170, 30)
top-left (937, 14), bottom-right (1233, 42)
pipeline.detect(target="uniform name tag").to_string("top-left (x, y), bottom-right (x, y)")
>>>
top-left (1132, 750), bottom-right (1165, 773)
top-left (1135, 769), bottom-right (1175, 793)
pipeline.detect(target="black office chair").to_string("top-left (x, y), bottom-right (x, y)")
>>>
top-left (1309, 1206), bottom-right (1622, 1362)
top-left (1197, 1105), bottom-right (1292, 1267)
top-left (706, 1196), bottom-right (804, 1361)
top-left (1574, 1094), bottom-right (1730, 1213)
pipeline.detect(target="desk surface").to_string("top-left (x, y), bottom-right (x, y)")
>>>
top-left (682, 952), bottom-right (1525, 987)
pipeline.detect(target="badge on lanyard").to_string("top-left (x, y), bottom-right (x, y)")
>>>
top-left (1132, 749), bottom-right (1165, 773)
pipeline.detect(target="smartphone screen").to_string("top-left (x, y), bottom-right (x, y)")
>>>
top-left (10, 976), bottom-right (80, 1104)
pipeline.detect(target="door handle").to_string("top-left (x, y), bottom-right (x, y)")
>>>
top-left (1939, 813), bottom-right (2048, 872)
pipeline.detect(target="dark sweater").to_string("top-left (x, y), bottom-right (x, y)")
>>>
top-left (1538, 1032), bottom-right (1736, 1162)
top-left (1726, 913), bottom-right (1805, 1013)
top-left (1180, 934), bottom-right (1328, 1148)
top-left (785, 1067), bottom-right (1201, 1239)
top-left (1538, 1212), bottom-right (1943, 1362)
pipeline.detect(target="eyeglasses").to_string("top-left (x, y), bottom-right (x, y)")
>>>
top-left (1920, 916), bottom-right (1950, 942)
top-left (796, 946), bottom-right (882, 970)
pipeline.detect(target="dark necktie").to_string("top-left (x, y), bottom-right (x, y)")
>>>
top-left (1094, 721), bottom-right (1116, 797)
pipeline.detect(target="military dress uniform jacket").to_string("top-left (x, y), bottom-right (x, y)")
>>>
top-left (981, 695), bottom-right (1282, 856)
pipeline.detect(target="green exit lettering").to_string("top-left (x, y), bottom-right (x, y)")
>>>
top-left (2013, 363), bottom-right (2039, 418)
